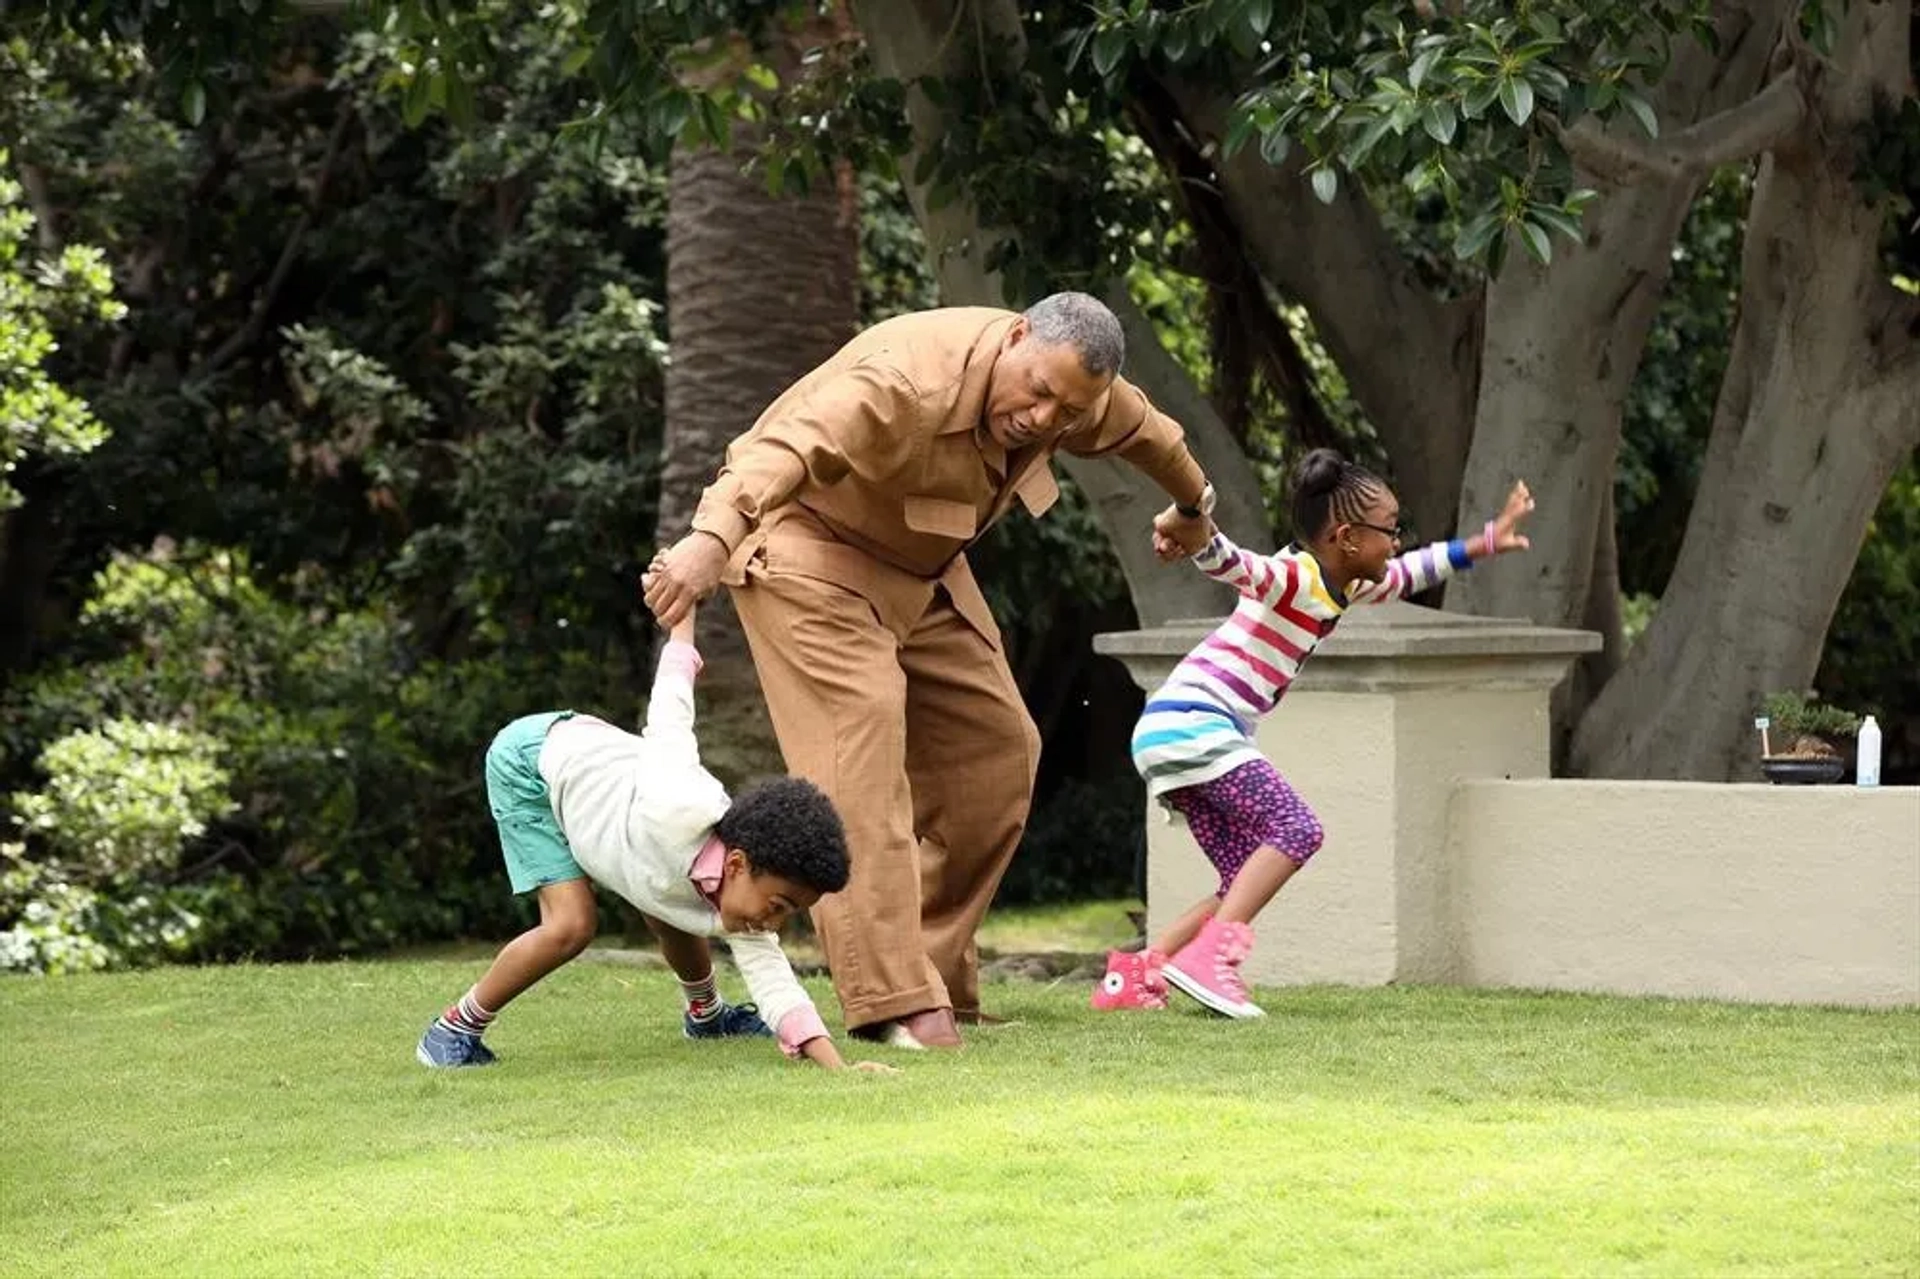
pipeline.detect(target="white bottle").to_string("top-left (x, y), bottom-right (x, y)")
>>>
top-left (1856, 715), bottom-right (1881, 787)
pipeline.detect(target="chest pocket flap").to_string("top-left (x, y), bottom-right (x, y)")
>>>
top-left (902, 494), bottom-right (978, 540)
top-left (1015, 466), bottom-right (1060, 518)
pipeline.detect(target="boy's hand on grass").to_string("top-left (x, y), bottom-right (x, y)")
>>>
top-left (801, 1036), bottom-right (898, 1073)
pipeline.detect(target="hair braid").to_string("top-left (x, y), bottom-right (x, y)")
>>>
top-left (1289, 448), bottom-right (1386, 543)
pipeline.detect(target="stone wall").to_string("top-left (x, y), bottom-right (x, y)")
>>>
top-left (1097, 603), bottom-right (1920, 1009)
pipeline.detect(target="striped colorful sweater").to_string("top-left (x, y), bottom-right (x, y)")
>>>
top-left (1132, 532), bottom-right (1476, 799)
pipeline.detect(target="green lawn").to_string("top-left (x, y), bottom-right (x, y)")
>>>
top-left (3, 959), bottom-right (1915, 1277)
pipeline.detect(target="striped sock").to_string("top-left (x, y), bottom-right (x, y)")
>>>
top-left (437, 989), bottom-right (495, 1037)
top-left (680, 970), bottom-right (721, 1022)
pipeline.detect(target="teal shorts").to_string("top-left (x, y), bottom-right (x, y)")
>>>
top-left (485, 711), bottom-right (585, 895)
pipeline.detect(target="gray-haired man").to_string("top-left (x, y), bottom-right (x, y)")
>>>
top-left (644, 292), bottom-right (1217, 1048)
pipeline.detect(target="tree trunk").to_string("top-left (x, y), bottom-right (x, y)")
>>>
top-left (1438, 1), bottom-right (1800, 761)
top-left (656, 14), bottom-right (862, 782)
top-left (1572, 0), bottom-right (1920, 780)
top-left (850, 0), bottom-right (1269, 627)
top-left (1447, 0), bottom-right (1795, 635)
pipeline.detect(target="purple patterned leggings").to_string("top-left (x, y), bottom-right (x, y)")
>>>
top-left (1166, 758), bottom-right (1324, 898)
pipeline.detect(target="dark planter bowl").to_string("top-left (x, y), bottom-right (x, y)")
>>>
top-left (1762, 756), bottom-right (1847, 785)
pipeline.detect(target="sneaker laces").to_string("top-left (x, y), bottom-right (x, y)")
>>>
top-left (718, 1002), bottom-right (766, 1034)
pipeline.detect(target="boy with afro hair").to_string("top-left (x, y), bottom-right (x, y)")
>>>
top-left (416, 602), bottom-right (889, 1073)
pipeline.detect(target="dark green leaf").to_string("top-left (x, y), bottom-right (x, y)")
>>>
top-left (698, 96), bottom-right (730, 149)
top-left (1519, 219), bottom-right (1553, 264)
top-left (1163, 18), bottom-right (1190, 63)
top-left (1247, 0), bottom-right (1274, 38)
top-left (1311, 165), bottom-right (1338, 203)
top-left (1223, 112), bottom-right (1257, 159)
top-left (1499, 76), bottom-right (1535, 126)
top-left (402, 72), bottom-right (432, 127)
top-left (1258, 126), bottom-right (1291, 166)
top-left (1529, 204), bottom-right (1585, 241)
top-left (1062, 26), bottom-right (1093, 71)
top-left (1421, 99), bottom-right (1457, 144)
top-left (1485, 224), bottom-right (1509, 277)
top-left (1227, 15), bottom-right (1262, 59)
top-left (1464, 76), bottom-right (1502, 118)
top-left (444, 70), bottom-right (475, 128)
top-left (1344, 113), bottom-right (1395, 166)
top-left (1453, 210), bottom-right (1501, 259)
top-left (1091, 26), bottom-right (1128, 77)
top-left (1620, 89), bottom-right (1659, 139)
top-left (1409, 45), bottom-right (1443, 90)
top-left (658, 91), bottom-right (690, 139)
top-left (181, 79), bottom-right (205, 127)
top-left (1559, 83), bottom-right (1587, 125)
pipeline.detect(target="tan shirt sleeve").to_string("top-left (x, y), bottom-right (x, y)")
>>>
top-left (1058, 375), bottom-right (1207, 506)
top-left (689, 363), bottom-right (921, 554)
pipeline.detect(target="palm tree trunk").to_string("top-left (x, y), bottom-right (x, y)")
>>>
top-left (654, 11), bottom-right (861, 783)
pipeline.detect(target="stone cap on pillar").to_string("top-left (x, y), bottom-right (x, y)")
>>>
top-left (1094, 600), bottom-right (1602, 694)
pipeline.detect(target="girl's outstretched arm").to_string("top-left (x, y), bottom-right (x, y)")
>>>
top-left (1348, 481), bottom-right (1535, 604)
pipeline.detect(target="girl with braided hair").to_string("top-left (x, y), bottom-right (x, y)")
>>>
top-left (1092, 448), bottom-right (1536, 1018)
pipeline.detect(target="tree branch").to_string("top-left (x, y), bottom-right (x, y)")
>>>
top-left (192, 105), bottom-right (354, 383)
top-left (1157, 71), bottom-right (1480, 540)
top-left (14, 161), bottom-right (61, 253)
top-left (108, 135), bottom-right (237, 382)
top-left (1555, 72), bottom-right (1808, 185)
top-left (1124, 81), bottom-right (1343, 454)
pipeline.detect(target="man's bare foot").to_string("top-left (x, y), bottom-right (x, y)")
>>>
top-left (850, 1006), bottom-right (962, 1050)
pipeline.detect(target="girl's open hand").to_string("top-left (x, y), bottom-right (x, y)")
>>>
top-left (1492, 480), bottom-right (1534, 553)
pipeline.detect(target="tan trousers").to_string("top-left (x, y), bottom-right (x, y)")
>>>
top-left (731, 563), bottom-right (1040, 1030)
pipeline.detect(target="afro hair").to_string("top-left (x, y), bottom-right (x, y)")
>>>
top-left (713, 776), bottom-right (850, 894)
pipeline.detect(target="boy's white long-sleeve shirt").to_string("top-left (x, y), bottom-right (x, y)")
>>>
top-left (536, 642), bottom-right (827, 1054)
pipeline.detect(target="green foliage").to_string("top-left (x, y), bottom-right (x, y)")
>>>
top-left (1758, 690), bottom-right (1862, 740)
top-left (3, 542), bottom-right (604, 962)
top-left (0, 147), bottom-right (124, 510)
top-left (0, 718), bottom-right (232, 973)
top-left (1072, 0), bottom-right (1709, 273)
top-left (859, 168), bottom-right (939, 323)
top-left (11, 719), bottom-right (233, 878)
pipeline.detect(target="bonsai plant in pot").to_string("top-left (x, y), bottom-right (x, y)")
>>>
top-left (1756, 692), bottom-right (1860, 784)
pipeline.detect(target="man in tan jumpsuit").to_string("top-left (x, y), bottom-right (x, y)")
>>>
top-left (644, 293), bottom-right (1216, 1049)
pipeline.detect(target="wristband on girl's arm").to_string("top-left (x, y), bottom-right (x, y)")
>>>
top-left (1482, 518), bottom-right (1498, 558)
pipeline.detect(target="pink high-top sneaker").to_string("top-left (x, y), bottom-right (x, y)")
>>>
top-left (1090, 949), bottom-right (1169, 1011)
top-left (1164, 917), bottom-right (1266, 1018)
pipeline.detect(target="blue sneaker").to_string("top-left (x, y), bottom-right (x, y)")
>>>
top-left (416, 1020), bottom-right (498, 1068)
top-left (683, 1001), bottom-right (773, 1040)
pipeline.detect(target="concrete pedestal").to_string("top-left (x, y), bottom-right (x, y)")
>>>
top-left (1094, 601), bottom-right (1600, 987)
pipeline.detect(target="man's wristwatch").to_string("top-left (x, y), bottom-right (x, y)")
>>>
top-left (1175, 483), bottom-right (1217, 520)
